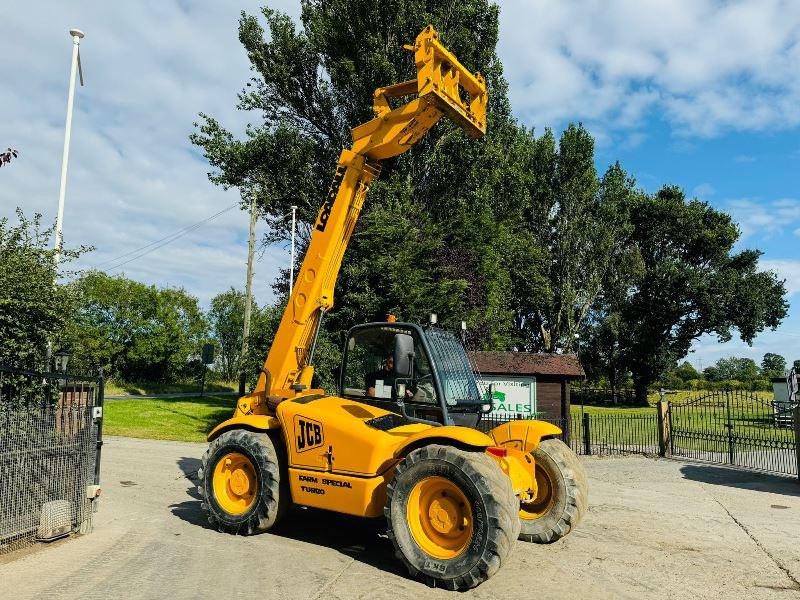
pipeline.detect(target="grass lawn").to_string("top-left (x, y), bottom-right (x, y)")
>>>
top-left (104, 394), bottom-right (235, 442)
top-left (104, 380), bottom-right (237, 396)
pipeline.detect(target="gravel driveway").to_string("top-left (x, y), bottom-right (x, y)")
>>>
top-left (1, 436), bottom-right (798, 599)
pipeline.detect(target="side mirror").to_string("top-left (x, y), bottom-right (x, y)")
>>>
top-left (393, 333), bottom-right (415, 378)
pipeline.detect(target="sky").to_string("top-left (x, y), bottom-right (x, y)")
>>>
top-left (2, 0), bottom-right (799, 371)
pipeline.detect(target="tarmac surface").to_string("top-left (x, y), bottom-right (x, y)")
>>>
top-left (1, 436), bottom-right (799, 599)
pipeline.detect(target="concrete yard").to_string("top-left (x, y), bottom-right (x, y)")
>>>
top-left (1, 436), bottom-right (799, 599)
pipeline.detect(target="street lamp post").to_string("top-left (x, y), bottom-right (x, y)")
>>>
top-left (54, 28), bottom-right (85, 266)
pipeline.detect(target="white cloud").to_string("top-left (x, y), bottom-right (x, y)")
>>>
top-left (497, 0), bottom-right (800, 139)
top-left (0, 1), bottom-right (299, 306)
top-left (725, 198), bottom-right (800, 240)
top-left (734, 155), bottom-right (757, 163)
top-left (760, 259), bottom-right (800, 298)
top-left (691, 183), bottom-right (715, 201)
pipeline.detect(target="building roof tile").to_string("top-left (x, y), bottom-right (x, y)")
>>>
top-left (469, 351), bottom-right (585, 379)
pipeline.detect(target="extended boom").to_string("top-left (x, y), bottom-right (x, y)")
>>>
top-left (234, 25), bottom-right (487, 417)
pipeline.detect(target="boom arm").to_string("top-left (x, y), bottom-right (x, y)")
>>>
top-left (236, 25), bottom-right (487, 416)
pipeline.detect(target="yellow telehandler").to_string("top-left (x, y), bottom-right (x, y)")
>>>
top-left (198, 25), bottom-right (587, 590)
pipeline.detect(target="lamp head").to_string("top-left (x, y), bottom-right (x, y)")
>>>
top-left (69, 29), bottom-right (85, 39)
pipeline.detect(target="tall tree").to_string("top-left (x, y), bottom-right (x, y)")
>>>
top-left (703, 357), bottom-right (761, 382)
top-left (673, 361), bottom-right (700, 382)
top-left (66, 272), bottom-right (208, 381)
top-left (579, 162), bottom-right (643, 391)
top-left (761, 352), bottom-right (787, 379)
top-left (614, 186), bottom-right (787, 403)
top-left (191, 1), bottom-right (542, 349)
top-left (0, 209), bottom-right (85, 371)
top-left (208, 288), bottom-right (247, 380)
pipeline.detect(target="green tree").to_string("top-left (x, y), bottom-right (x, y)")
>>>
top-left (674, 361), bottom-right (700, 382)
top-left (208, 288), bottom-right (246, 380)
top-left (760, 352), bottom-right (786, 379)
top-left (613, 186), bottom-right (787, 403)
top-left (524, 125), bottom-right (619, 353)
top-left (0, 210), bottom-right (86, 370)
top-left (191, 1), bottom-right (546, 350)
top-left (703, 357), bottom-right (760, 382)
top-left (66, 272), bottom-right (208, 381)
top-left (579, 163), bottom-right (643, 391)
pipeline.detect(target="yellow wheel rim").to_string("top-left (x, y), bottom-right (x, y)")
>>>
top-left (212, 452), bottom-right (258, 515)
top-left (520, 464), bottom-right (554, 520)
top-left (406, 476), bottom-right (473, 559)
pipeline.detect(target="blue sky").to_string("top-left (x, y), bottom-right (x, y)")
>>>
top-left (2, 0), bottom-right (799, 370)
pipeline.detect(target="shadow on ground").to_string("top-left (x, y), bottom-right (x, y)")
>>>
top-left (169, 456), bottom-right (404, 578)
top-left (680, 463), bottom-right (800, 496)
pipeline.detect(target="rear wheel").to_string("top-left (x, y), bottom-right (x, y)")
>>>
top-left (386, 445), bottom-right (520, 590)
top-left (199, 429), bottom-right (289, 535)
top-left (518, 438), bottom-right (587, 543)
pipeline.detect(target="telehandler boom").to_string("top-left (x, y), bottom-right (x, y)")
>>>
top-left (199, 26), bottom-right (587, 590)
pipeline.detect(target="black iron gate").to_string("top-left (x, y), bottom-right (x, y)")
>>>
top-left (0, 366), bottom-right (105, 554)
top-left (668, 390), bottom-right (797, 477)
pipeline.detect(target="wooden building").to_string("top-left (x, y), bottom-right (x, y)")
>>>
top-left (469, 352), bottom-right (585, 421)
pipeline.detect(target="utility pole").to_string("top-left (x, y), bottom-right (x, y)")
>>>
top-left (55, 28), bottom-right (85, 266)
top-left (289, 205), bottom-right (297, 294)
top-left (239, 195), bottom-right (257, 396)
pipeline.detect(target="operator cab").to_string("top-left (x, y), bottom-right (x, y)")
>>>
top-left (339, 321), bottom-right (487, 427)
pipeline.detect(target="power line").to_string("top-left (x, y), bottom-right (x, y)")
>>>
top-left (94, 203), bottom-right (238, 272)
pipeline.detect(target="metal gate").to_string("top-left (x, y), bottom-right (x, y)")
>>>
top-left (668, 390), bottom-right (797, 477)
top-left (0, 367), bottom-right (104, 554)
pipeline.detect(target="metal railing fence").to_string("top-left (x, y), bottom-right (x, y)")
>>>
top-left (477, 411), bottom-right (660, 457)
top-left (0, 366), bottom-right (103, 555)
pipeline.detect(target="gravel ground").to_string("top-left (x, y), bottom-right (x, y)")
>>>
top-left (1, 436), bottom-right (798, 599)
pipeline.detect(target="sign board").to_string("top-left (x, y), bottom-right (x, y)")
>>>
top-left (477, 376), bottom-right (536, 418)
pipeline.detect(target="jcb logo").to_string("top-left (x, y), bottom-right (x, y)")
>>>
top-left (294, 415), bottom-right (324, 453)
top-left (316, 167), bottom-right (345, 232)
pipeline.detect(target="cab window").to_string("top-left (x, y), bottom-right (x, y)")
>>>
top-left (342, 326), bottom-right (438, 406)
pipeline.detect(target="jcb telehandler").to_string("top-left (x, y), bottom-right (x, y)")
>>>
top-left (199, 25), bottom-right (587, 590)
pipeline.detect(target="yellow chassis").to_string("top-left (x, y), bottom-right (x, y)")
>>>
top-left (208, 396), bottom-right (560, 518)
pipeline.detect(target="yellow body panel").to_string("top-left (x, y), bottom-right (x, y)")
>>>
top-left (272, 396), bottom-right (498, 516)
top-left (207, 414), bottom-right (281, 442)
top-left (488, 420), bottom-right (563, 454)
top-left (275, 396), bottom-right (493, 476)
top-left (288, 467), bottom-right (394, 518)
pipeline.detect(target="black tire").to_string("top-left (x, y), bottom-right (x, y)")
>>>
top-left (385, 444), bottom-right (520, 590)
top-left (518, 438), bottom-right (588, 543)
top-left (198, 429), bottom-right (290, 535)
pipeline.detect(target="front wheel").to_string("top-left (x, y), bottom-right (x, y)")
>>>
top-left (199, 429), bottom-right (289, 535)
top-left (518, 438), bottom-right (588, 543)
top-left (385, 445), bottom-right (520, 590)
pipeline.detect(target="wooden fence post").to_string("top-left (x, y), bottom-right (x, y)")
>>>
top-left (657, 400), bottom-right (670, 457)
top-left (794, 404), bottom-right (800, 483)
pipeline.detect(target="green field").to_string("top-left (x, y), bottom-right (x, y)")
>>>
top-left (104, 379), bottom-right (237, 396)
top-left (104, 394), bottom-right (236, 442)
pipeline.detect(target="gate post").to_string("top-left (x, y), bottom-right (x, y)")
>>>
top-left (582, 412), bottom-right (592, 456)
top-left (725, 391), bottom-right (735, 464)
top-left (794, 404), bottom-right (800, 483)
top-left (657, 400), bottom-right (670, 457)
